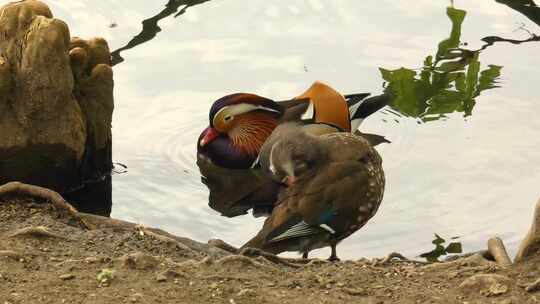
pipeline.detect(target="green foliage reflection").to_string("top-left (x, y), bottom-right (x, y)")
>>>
top-left (419, 234), bottom-right (463, 263)
top-left (380, 7), bottom-right (502, 122)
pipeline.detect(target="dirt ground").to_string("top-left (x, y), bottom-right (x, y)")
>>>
top-left (1, 198), bottom-right (539, 304)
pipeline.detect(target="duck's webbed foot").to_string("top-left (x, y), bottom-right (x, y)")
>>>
top-left (327, 242), bottom-right (340, 262)
top-left (327, 255), bottom-right (340, 262)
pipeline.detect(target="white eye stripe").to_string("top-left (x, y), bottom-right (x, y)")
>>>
top-left (257, 105), bottom-right (281, 113)
top-left (213, 103), bottom-right (280, 126)
top-left (269, 142), bottom-right (278, 174)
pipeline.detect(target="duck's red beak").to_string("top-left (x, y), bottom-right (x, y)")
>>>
top-left (284, 175), bottom-right (297, 186)
top-left (199, 127), bottom-right (219, 147)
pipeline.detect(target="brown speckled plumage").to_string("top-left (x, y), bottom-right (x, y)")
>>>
top-left (242, 124), bottom-right (385, 260)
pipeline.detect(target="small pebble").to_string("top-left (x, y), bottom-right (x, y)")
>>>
top-left (59, 274), bottom-right (75, 280)
top-left (343, 287), bottom-right (366, 296)
top-left (488, 283), bottom-right (508, 296)
top-left (156, 273), bottom-right (167, 282)
top-left (237, 289), bottom-right (254, 297)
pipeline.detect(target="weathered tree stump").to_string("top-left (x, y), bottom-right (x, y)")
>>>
top-left (0, 0), bottom-right (114, 216)
top-left (515, 198), bottom-right (540, 262)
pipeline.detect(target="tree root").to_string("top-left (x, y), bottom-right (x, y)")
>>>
top-left (526, 278), bottom-right (540, 293)
top-left (0, 182), bottom-right (90, 229)
top-left (207, 239), bottom-right (312, 267)
top-left (208, 238), bottom-right (240, 254)
top-left (487, 237), bottom-right (512, 266)
top-left (371, 252), bottom-right (428, 266)
top-left (138, 227), bottom-right (193, 252)
top-left (239, 247), bottom-right (304, 268)
top-left (78, 212), bottom-right (136, 230)
top-left (6, 226), bottom-right (66, 239)
top-left (0, 250), bottom-right (22, 260)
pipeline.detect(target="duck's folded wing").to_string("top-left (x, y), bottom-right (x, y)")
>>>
top-left (268, 161), bottom-right (372, 242)
top-left (298, 160), bottom-right (380, 231)
top-left (267, 218), bottom-right (327, 243)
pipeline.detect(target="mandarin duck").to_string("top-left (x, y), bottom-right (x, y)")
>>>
top-left (241, 123), bottom-right (385, 260)
top-left (197, 81), bottom-right (390, 217)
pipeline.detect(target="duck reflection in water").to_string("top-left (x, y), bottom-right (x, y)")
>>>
top-left (196, 82), bottom-right (390, 218)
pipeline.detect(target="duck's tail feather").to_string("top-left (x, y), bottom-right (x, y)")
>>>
top-left (344, 93), bottom-right (371, 108)
top-left (355, 131), bottom-right (391, 146)
top-left (349, 93), bottom-right (392, 131)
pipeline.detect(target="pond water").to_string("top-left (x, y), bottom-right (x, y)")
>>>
top-left (37, 0), bottom-right (540, 259)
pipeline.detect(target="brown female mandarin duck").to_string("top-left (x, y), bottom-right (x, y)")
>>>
top-left (242, 123), bottom-right (385, 260)
top-left (197, 81), bottom-right (390, 217)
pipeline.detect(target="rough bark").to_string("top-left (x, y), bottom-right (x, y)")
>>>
top-left (0, 0), bottom-right (114, 215)
top-left (515, 198), bottom-right (540, 262)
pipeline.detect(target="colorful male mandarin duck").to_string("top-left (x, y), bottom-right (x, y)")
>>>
top-left (241, 123), bottom-right (385, 260)
top-left (197, 81), bottom-right (390, 217)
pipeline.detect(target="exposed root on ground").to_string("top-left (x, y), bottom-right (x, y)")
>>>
top-left (6, 226), bottom-right (65, 239)
top-left (208, 239), bottom-right (313, 267)
top-left (239, 247), bottom-right (303, 268)
top-left (372, 252), bottom-right (428, 266)
top-left (0, 182), bottom-right (90, 229)
top-left (208, 238), bottom-right (239, 254)
top-left (138, 227), bottom-right (193, 252)
top-left (487, 237), bottom-right (512, 266)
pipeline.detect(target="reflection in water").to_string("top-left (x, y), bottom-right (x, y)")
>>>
top-left (380, 6), bottom-right (502, 122)
top-left (480, 35), bottom-right (540, 50)
top-left (496, 0), bottom-right (539, 27)
top-left (110, 0), bottom-right (212, 66)
top-left (45, 0), bottom-right (538, 259)
top-left (481, 0), bottom-right (540, 49)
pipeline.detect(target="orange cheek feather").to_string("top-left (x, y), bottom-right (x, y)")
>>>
top-left (228, 113), bottom-right (278, 156)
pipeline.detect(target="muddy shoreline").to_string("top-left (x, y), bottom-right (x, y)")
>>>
top-left (1, 186), bottom-right (539, 304)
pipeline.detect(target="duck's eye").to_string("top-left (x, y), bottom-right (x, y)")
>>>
top-left (224, 115), bottom-right (233, 123)
top-left (294, 162), bottom-right (308, 175)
